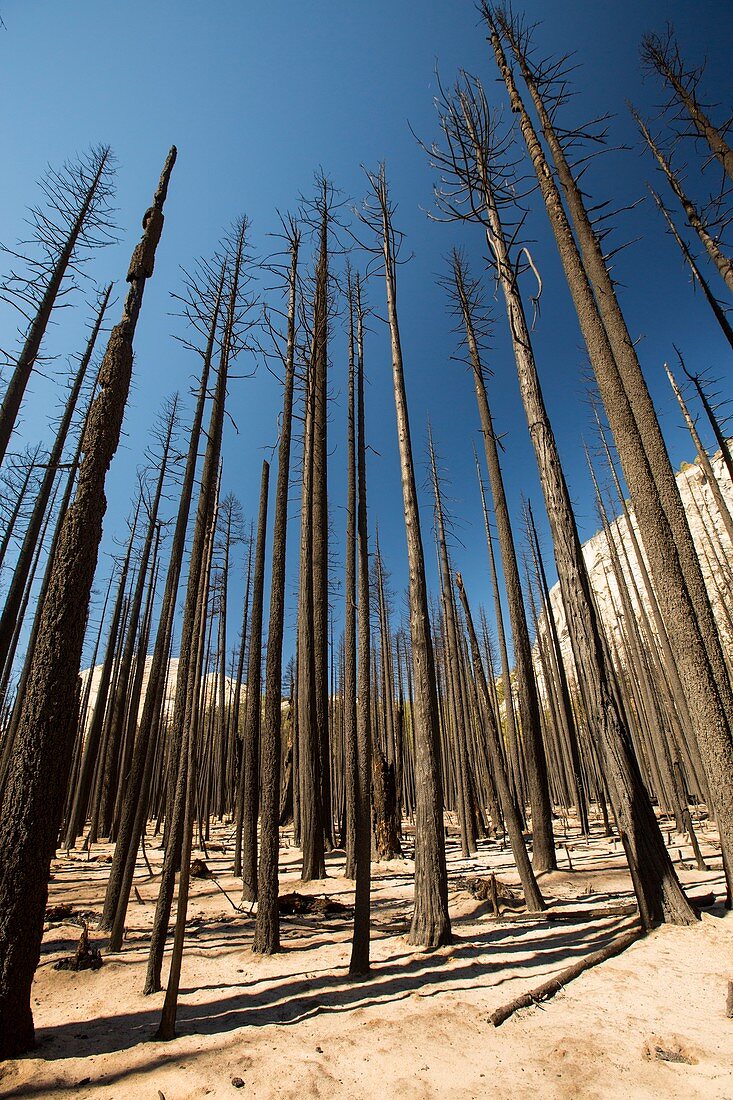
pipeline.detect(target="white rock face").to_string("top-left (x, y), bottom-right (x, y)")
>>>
top-left (536, 446), bottom-right (733, 690)
top-left (80, 656), bottom-right (245, 725)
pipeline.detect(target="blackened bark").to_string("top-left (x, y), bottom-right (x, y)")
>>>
top-left (452, 252), bottom-right (555, 868)
top-left (366, 166), bottom-right (450, 948)
top-left (0, 148), bottom-right (176, 1056)
top-left (0, 148), bottom-right (113, 467)
top-left (349, 274), bottom-right (373, 975)
top-left (253, 228), bottom-right (299, 953)
top-left (0, 287), bottom-right (111, 680)
top-left (102, 279), bottom-right (222, 944)
top-left (240, 460), bottom-right (269, 901)
top-left (343, 268), bottom-right (358, 881)
top-left (491, 12), bottom-right (733, 903)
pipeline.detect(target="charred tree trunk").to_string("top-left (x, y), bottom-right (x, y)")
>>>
top-left (451, 251), bottom-right (555, 869)
top-left (253, 223), bottom-right (300, 954)
top-left (349, 273), bottom-right (373, 976)
top-left (239, 460), bottom-right (269, 902)
top-left (101, 269), bottom-right (224, 943)
top-left (489, 13), bottom-right (733, 904)
top-left (0, 148), bottom-right (176, 1056)
top-left (0, 287), bottom-right (111, 684)
top-left (145, 218), bottom-right (247, 996)
top-left (343, 267), bottom-right (358, 881)
top-left (0, 148), bottom-right (113, 467)
top-left (364, 166), bottom-right (450, 947)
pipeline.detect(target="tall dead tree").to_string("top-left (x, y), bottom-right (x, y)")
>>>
top-left (295, 344), bottom-right (323, 876)
top-left (0, 445), bottom-right (44, 573)
top-left (297, 180), bottom-right (334, 879)
top-left (343, 264), bottom-right (358, 881)
top-left (430, 71), bottom-right (696, 928)
top-left (487, 8), bottom-right (733, 903)
top-left (0, 147), bottom-right (176, 1057)
top-left (680, 364), bottom-right (733, 491)
top-left (449, 251), bottom-right (556, 869)
top-left (254, 219), bottom-right (300, 955)
top-left (0, 286), bottom-right (111, 680)
top-left (666, 357), bottom-right (733, 549)
top-left (155, 471), bottom-right (219, 1040)
top-left (641, 30), bottom-right (733, 186)
top-left (238, 460), bottom-right (269, 902)
top-left (145, 218), bottom-right (253, 997)
top-left (349, 271), bottom-right (373, 975)
top-left (632, 108), bottom-right (733, 295)
top-left (0, 146), bottom-right (115, 467)
top-left (361, 165), bottom-right (450, 947)
top-left (310, 182), bottom-right (333, 852)
top-left (648, 186), bottom-right (733, 352)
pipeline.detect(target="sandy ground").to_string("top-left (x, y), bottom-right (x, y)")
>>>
top-left (1, 816), bottom-right (732, 1100)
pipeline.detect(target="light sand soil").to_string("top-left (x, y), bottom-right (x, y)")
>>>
top-left (1, 818), bottom-right (731, 1099)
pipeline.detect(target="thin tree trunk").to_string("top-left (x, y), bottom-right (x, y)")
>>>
top-left (452, 252), bottom-right (555, 868)
top-left (0, 287), bottom-right (111, 680)
top-left (632, 108), bottom-right (733, 294)
top-left (648, 187), bottom-right (733, 352)
top-left (0, 149), bottom-right (112, 467)
top-left (350, 273), bottom-right (373, 975)
top-left (145, 220), bottom-right (245, 996)
top-left (366, 166), bottom-right (450, 948)
top-left (343, 267), bottom-right (358, 881)
top-left (240, 460), bottom-right (269, 901)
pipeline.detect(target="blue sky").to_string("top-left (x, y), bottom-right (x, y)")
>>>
top-left (1, 1), bottom-right (732, 671)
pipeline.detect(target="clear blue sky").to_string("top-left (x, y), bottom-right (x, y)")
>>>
top-left (1, 2), bottom-right (732, 671)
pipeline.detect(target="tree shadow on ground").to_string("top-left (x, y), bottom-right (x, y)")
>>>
top-left (20, 912), bottom-right (635, 1071)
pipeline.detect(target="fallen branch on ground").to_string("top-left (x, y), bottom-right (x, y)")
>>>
top-left (489, 923), bottom-right (643, 1027)
top-left (497, 902), bottom-right (637, 924)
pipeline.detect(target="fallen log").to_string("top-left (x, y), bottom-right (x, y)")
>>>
top-left (496, 902), bottom-right (637, 924)
top-left (489, 923), bottom-right (643, 1027)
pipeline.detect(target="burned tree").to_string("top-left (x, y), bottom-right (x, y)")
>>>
top-left (447, 250), bottom-right (556, 869)
top-left (349, 270), bottom-right (374, 975)
top-left (238, 460), bottom-right (270, 902)
top-left (0, 147), bottom-right (176, 1057)
top-left (0, 146), bottom-right (115, 466)
top-left (360, 166), bottom-right (450, 948)
top-left (428, 70), bottom-right (695, 928)
top-left (254, 218), bottom-right (301, 954)
top-left (487, 7), bottom-right (733, 902)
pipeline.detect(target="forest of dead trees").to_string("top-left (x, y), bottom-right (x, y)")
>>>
top-left (0, 3), bottom-right (732, 1058)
